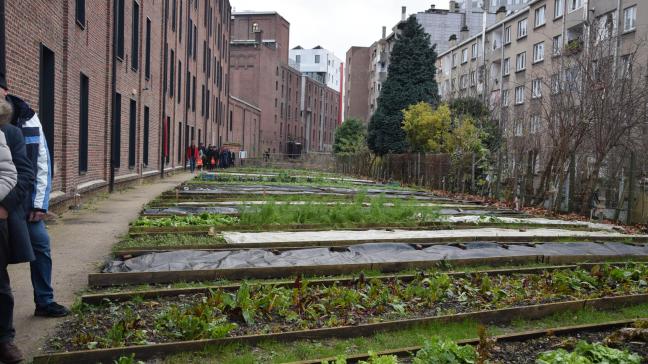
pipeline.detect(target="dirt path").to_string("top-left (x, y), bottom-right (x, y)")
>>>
top-left (7, 173), bottom-right (192, 358)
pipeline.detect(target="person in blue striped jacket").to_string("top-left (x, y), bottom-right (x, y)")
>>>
top-left (1, 77), bottom-right (70, 319)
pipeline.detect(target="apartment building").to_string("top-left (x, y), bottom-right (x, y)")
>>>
top-left (437, 0), bottom-right (646, 203)
top-left (347, 3), bottom-right (498, 125)
top-left (229, 11), bottom-right (340, 155)
top-left (0, 0), bottom-right (236, 209)
top-left (344, 46), bottom-right (371, 122)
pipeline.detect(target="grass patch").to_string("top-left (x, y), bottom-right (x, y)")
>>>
top-left (186, 179), bottom-right (420, 191)
top-left (160, 304), bottom-right (648, 363)
top-left (113, 234), bottom-right (226, 251)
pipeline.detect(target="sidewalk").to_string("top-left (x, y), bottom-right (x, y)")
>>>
top-left (7, 172), bottom-right (192, 358)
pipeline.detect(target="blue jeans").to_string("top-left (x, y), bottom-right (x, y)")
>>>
top-left (189, 158), bottom-right (196, 173)
top-left (28, 221), bottom-right (54, 307)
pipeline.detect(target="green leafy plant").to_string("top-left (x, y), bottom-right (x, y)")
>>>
top-left (413, 336), bottom-right (476, 363)
top-left (537, 341), bottom-right (641, 364)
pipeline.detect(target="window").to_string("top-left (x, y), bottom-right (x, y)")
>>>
top-left (131, 0), bottom-right (140, 70)
top-left (193, 25), bottom-right (197, 60)
top-left (554, 0), bottom-right (564, 18)
top-left (502, 89), bottom-right (509, 107)
top-left (315, 55), bottom-right (320, 63)
top-left (516, 52), bottom-right (526, 71)
top-left (569, 0), bottom-right (583, 12)
top-left (128, 99), bottom-right (136, 168)
top-left (471, 43), bottom-right (479, 59)
top-left (460, 74), bottom-right (468, 89)
top-left (39, 45), bottom-right (56, 167)
top-left (143, 106), bottom-right (149, 166)
top-left (624, 6), bottom-right (636, 32)
top-left (113, 93), bottom-right (122, 168)
top-left (535, 6), bottom-right (546, 27)
top-left (188, 19), bottom-right (193, 56)
top-left (145, 18), bottom-right (151, 79)
top-left (551, 73), bottom-right (560, 94)
top-left (172, 0), bottom-right (177, 31)
top-left (461, 48), bottom-right (468, 63)
top-left (201, 85), bottom-right (205, 116)
top-left (116, 0), bottom-right (125, 59)
top-left (177, 122), bottom-right (182, 163)
top-left (515, 86), bottom-right (525, 104)
top-left (452, 53), bottom-right (457, 67)
top-left (518, 18), bottom-right (528, 38)
top-left (76, 0), bottom-right (86, 27)
top-left (620, 55), bottom-right (632, 78)
top-left (533, 42), bottom-right (544, 63)
top-left (192, 76), bottom-right (196, 112)
top-left (530, 115), bottom-right (541, 134)
top-left (532, 78), bottom-right (542, 98)
top-left (296, 55), bottom-right (301, 63)
top-left (552, 34), bottom-right (562, 55)
top-left (470, 71), bottom-right (476, 86)
top-left (169, 50), bottom-right (175, 97)
top-left (178, 0), bottom-right (183, 41)
top-left (503, 57), bottom-right (511, 75)
top-left (177, 61), bottom-right (182, 103)
top-left (504, 26), bottom-right (511, 44)
top-left (596, 12), bottom-right (617, 42)
top-left (514, 120), bottom-right (523, 136)
top-left (79, 74), bottom-right (89, 173)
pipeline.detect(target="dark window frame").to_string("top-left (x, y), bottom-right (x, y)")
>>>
top-left (143, 106), bottom-right (149, 166)
top-left (116, 0), bottom-right (125, 60)
top-left (75, 0), bottom-right (86, 28)
top-left (128, 99), bottom-right (137, 168)
top-left (145, 17), bottom-right (151, 79)
top-left (131, 0), bottom-right (140, 71)
top-left (113, 93), bottom-right (122, 168)
top-left (79, 73), bottom-right (89, 174)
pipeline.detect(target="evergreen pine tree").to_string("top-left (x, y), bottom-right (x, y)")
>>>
top-left (367, 16), bottom-right (439, 155)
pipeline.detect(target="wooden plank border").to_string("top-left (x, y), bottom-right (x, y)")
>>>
top-left (88, 254), bottom-right (648, 287)
top-left (32, 295), bottom-right (648, 364)
top-left (287, 319), bottom-right (642, 364)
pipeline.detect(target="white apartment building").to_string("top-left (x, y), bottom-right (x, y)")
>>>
top-left (289, 46), bottom-right (343, 92)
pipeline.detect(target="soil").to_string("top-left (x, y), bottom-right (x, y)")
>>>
top-left (490, 328), bottom-right (648, 363)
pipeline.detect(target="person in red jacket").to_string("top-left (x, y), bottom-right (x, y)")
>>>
top-left (185, 141), bottom-right (199, 174)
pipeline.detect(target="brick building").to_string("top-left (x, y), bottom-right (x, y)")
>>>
top-left (344, 46), bottom-right (370, 123)
top-left (0, 0), bottom-right (261, 208)
top-left (229, 11), bottom-right (340, 155)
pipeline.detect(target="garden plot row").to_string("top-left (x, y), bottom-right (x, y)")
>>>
top-left (199, 171), bottom-right (376, 185)
top-left (38, 264), bottom-right (648, 364)
top-left (95, 241), bottom-right (648, 286)
top-left (294, 320), bottom-right (647, 364)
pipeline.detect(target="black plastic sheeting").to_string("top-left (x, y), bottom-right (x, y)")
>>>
top-left (104, 242), bottom-right (648, 273)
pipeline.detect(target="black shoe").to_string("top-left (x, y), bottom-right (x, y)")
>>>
top-left (0, 341), bottom-right (24, 363)
top-left (34, 302), bottom-right (71, 318)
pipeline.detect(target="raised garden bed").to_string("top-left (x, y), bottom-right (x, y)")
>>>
top-left (292, 320), bottom-right (647, 364)
top-left (39, 264), bottom-right (648, 363)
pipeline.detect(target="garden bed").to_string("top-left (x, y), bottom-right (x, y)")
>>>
top-left (294, 320), bottom-right (647, 364)
top-left (39, 264), bottom-right (648, 363)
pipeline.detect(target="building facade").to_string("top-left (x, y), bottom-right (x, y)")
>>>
top-left (436, 0), bottom-right (647, 208)
top-left (229, 11), bottom-right (340, 155)
top-left (346, 3), bottom-right (498, 125)
top-left (289, 46), bottom-right (342, 92)
top-left (344, 46), bottom-right (371, 123)
top-left (0, 0), bottom-right (235, 208)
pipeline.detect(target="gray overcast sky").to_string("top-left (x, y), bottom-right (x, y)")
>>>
top-left (230, 0), bottom-right (448, 62)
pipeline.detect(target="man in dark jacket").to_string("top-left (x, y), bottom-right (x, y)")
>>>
top-left (1, 76), bottom-right (69, 319)
top-left (0, 95), bottom-right (35, 364)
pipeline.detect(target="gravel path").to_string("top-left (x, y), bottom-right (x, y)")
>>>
top-left (6, 173), bottom-right (193, 359)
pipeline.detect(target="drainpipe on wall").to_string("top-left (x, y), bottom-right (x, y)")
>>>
top-left (109, 0), bottom-right (119, 193)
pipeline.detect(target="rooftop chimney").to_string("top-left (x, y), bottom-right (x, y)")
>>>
top-left (449, 34), bottom-right (457, 48)
top-left (496, 6), bottom-right (507, 21)
top-left (401, 6), bottom-right (407, 21)
top-left (252, 23), bottom-right (262, 44)
top-left (449, 1), bottom-right (459, 13)
top-left (460, 25), bottom-right (469, 41)
top-left (382, 26), bottom-right (387, 39)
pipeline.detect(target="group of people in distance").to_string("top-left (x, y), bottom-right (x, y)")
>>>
top-left (185, 142), bottom-right (237, 173)
top-left (0, 73), bottom-right (69, 364)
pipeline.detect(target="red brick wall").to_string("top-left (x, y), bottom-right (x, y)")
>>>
top-left (228, 95), bottom-right (260, 157)
top-left (3, 0), bottom-right (231, 205)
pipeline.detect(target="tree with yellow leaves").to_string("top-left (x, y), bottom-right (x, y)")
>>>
top-left (402, 102), bottom-right (451, 153)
